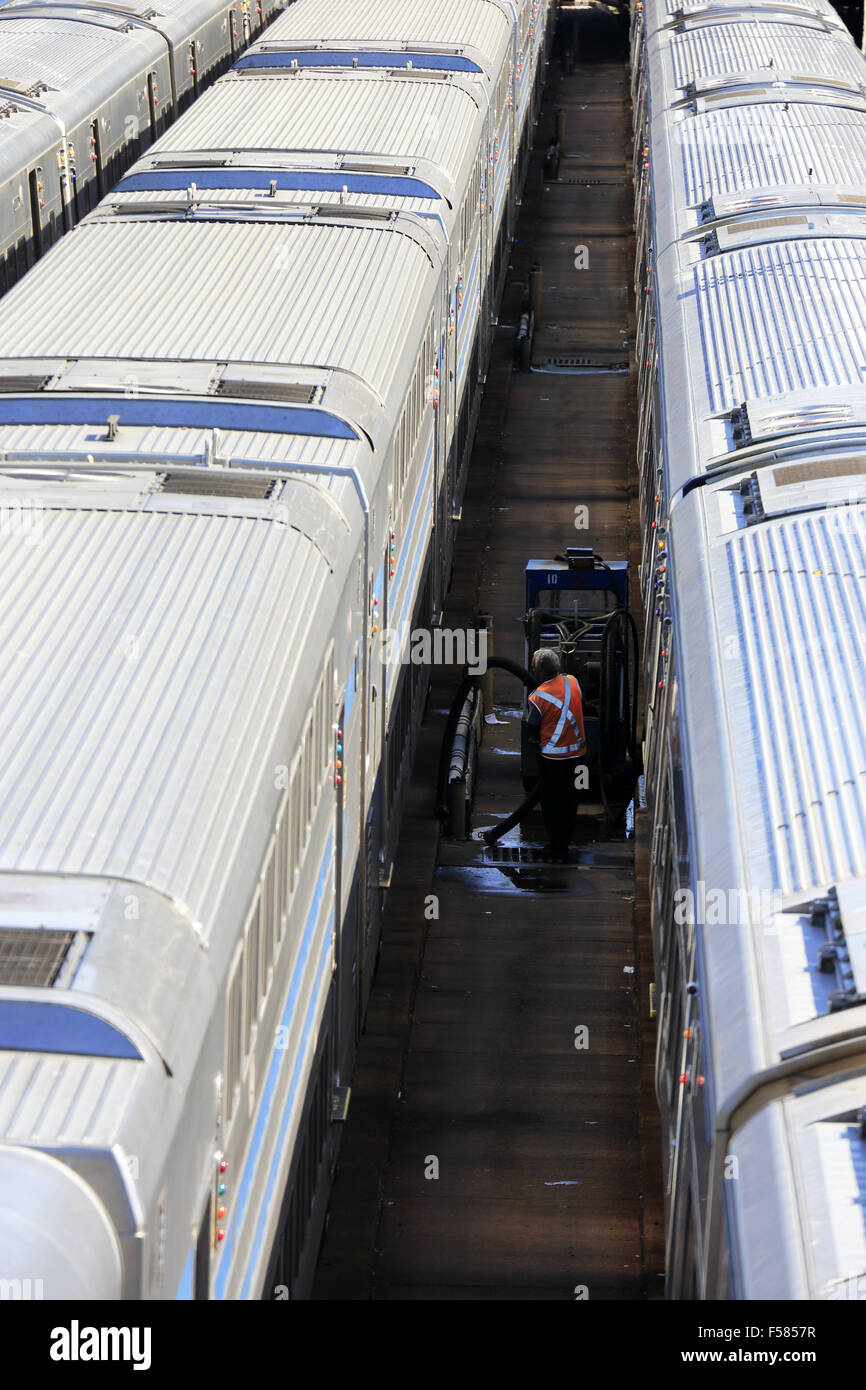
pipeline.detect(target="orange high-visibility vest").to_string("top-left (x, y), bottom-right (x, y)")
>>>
top-left (528, 673), bottom-right (586, 759)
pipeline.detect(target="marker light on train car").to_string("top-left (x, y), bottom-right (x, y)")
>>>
top-left (218, 1184), bottom-right (226, 1197)
top-left (219, 1160), bottom-right (227, 1174)
top-left (218, 1207), bottom-right (226, 1220)
top-left (217, 1229), bottom-right (225, 1242)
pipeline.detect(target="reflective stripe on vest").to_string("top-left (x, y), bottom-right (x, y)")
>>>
top-left (529, 674), bottom-right (586, 757)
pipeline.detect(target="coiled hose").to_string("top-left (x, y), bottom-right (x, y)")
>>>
top-left (435, 656), bottom-right (533, 823)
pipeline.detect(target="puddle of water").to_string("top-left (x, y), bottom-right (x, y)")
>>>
top-left (437, 864), bottom-right (588, 896)
top-left (625, 799), bottom-right (634, 838)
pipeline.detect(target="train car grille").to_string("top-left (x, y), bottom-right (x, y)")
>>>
top-left (0, 376), bottom-right (50, 393)
top-left (0, 927), bottom-right (77, 988)
top-left (214, 381), bottom-right (317, 404)
top-left (159, 473), bottom-right (278, 499)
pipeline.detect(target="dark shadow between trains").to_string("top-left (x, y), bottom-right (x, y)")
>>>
top-left (556, 5), bottom-right (629, 65)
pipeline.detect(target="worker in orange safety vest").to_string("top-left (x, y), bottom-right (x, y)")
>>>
top-left (524, 647), bottom-right (587, 862)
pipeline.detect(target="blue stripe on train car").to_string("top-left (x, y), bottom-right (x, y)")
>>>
top-left (211, 834), bottom-right (334, 1300)
top-left (236, 50), bottom-right (483, 73)
top-left (117, 170), bottom-right (442, 199)
top-left (0, 398), bottom-right (358, 440)
top-left (0, 1000), bottom-right (142, 1059)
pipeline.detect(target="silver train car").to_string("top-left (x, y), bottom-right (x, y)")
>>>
top-left (0, 0), bottom-right (283, 293)
top-left (634, 0), bottom-right (866, 1297)
top-left (0, 0), bottom-right (553, 1299)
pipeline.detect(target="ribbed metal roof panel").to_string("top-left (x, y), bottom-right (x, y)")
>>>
top-left (802, 1118), bottom-right (866, 1296)
top-left (0, 1052), bottom-right (132, 1145)
top-left (153, 73), bottom-right (481, 190)
top-left (262, 0), bottom-right (511, 63)
top-left (0, 509), bottom-right (327, 920)
top-left (0, 15), bottom-right (150, 90)
top-left (727, 510), bottom-right (866, 895)
top-left (664, 0), bottom-right (833, 12)
top-left (670, 22), bottom-right (865, 88)
top-left (0, 219), bottom-right (436, 403)
top-left (694, 239), bottom-right (866, 415)
top-left (681, 105), bottom-right (866, 204)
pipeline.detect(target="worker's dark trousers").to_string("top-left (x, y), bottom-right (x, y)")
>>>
top-left (539, 756), bottom-right (581, 856)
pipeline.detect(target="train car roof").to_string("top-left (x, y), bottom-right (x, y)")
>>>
top-left (0, 11), bottom-right (164, 125)
top-left (643, 9), bottom-right (866, 493)
top-left (648, 11), bottom-right (859, 95)
top-left (122, 66), bottom-right (485, 211)
top-left (1, 0), bottom-right (250, 43)
top-left (669, 475), bottom-right (866, 1112)
top-left (259, 0), bottom-right (514, 73)
top-left (728, 1070), bottom-right (866, 1298)
top-left (0, 489), bottom-right (346, 929)
top-left (0, 213), bottom-right (439, 426)
top-left (642, 0), bottom-right (845, 38)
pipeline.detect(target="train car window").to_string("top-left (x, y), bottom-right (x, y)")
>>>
top-left (664, 942), bottom-right (683, 1117)
top-left (322, 650), bottom-right (334, 775)
top-left (291, 758), bottom-right (302, 886)
top-left (303, 720), bottom-right (313, 830)
top-left (225, 949), bottom-right (243, 1123)
top-left (262, 838), bottom-right (276, 991)
top-left (312, 700), bottom-right (320, 801)
top-left (244, 898), bottom-right (260, 1052)
top-left (275, 800), bottom-right (288, 944)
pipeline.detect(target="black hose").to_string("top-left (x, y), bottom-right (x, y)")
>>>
top-left (435, 655), bottom-right (533, 819)
top-left (482, 779), bottom-right (542, 844)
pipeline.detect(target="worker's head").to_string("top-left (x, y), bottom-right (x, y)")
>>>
top-left (531, 648), bottom-right (561, 682)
